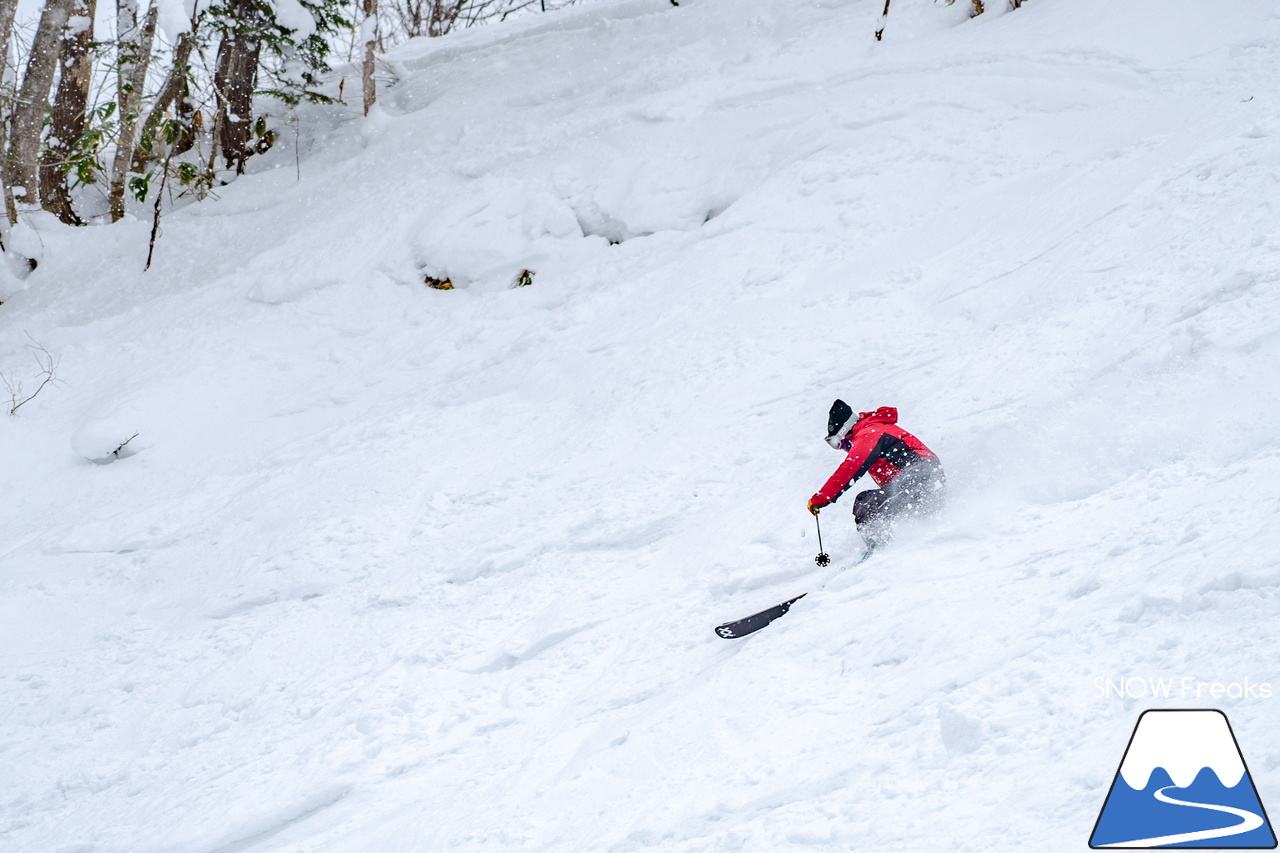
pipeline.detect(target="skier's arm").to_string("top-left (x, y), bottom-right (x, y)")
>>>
top-left (809, 428), bottom-right (881, 508)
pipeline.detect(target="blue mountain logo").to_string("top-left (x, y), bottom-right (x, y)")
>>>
top-left (1091, 709), bottom-right (1276, 848)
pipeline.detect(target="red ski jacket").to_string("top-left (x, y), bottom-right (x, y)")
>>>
top-left (810, 407), bottom-right (938, 509)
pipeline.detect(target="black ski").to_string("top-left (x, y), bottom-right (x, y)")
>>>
top-left (714, 546), bottom-right (876, 639)
top-left (714, 594), bottom-right (806, 639)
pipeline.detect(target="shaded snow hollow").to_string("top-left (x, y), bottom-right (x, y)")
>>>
top-left (3, 0), bottom-right (1280, 850)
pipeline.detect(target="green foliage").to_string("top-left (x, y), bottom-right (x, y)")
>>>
top-left (204, 0), bottom-right (351, 106)
top-left (128, 172), bottom-right (151, 203)
top-left (67, 102), bottom-right (119, 189)
top-left (172, 159), bottom-right (216, 197)
top-left (175, 162), bottom-right (203, 187)
top-left (161, 117), bottom-right (184, 147)
top-left (133, 112), bottom-right (190, 169)
top-left (123, 115), bottom-right (219, 205)
top-left (124, 155), bottom-right (218, 205)
top-left (251, 115), bottom-right (276, 154)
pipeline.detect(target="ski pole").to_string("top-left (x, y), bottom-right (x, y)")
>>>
top-left (814, 514), bottom-right (830, 566)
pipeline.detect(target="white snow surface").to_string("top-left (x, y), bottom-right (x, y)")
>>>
top-left (4, 0), bottom-right (1280, 850)
top-left (1118, 710), bottom-right (1246, 790)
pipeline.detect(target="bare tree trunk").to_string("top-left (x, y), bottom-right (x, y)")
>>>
top-left (0, 0), bottom-right (19, 88)
top-left (362, 0), bottom-right (378, 115)
top-left (6, 0), bottom-right (76, 210)
top-left (213, 7), bottom-right (261, 176)
top-left (428, 0), bottom-right (463, 37)
top-left (204, 105), bottom-right (222, 188)
top-left (108, 1), bottom-right (158, 222)
top-left (132, 29), bottom-right (196, 173)
top-left (40, 0), bottom-right (97, 225)
top-left (0, 0), bottom-right (23, 230)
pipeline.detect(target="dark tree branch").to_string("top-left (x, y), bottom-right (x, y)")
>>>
top-left (4, 335), bottom-right (61, 415)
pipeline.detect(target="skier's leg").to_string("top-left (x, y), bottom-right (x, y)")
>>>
top-left (880, 460), bottom-right (947, 524)
top-left (852, 488), bottom-right (890, 548)
top-left (897, 459), bottom-right (946, 517)
top-left (919, 462), bottom-right (947, 515)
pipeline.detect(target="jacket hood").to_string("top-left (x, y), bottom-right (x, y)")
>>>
top-left (857, 406), bottom-right (898, 425)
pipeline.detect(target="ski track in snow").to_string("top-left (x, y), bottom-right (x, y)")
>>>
top-left (3, 0), bottom-right (1280, 850)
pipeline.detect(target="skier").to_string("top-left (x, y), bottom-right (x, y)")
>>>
top-left (807, 401), bottom-right (945, 549)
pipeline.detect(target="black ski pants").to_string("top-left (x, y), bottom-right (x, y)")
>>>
top-left (852, 459), bottom-right (946, 548)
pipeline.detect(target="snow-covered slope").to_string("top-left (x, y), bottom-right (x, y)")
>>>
top-left (4, 0), bottom-right (1280, 850)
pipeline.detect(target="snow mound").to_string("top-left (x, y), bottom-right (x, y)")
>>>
top-left (71, 417), bottom-right (144, 463)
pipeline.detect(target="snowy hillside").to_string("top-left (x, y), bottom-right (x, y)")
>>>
top-left (4, 0), bottom-right (1280, 850)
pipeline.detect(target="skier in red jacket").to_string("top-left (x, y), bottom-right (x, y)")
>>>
top-left (807, 401), bottom-right (945, 549)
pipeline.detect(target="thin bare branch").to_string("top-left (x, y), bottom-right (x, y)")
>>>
top-left (4, 335), bottom-right (61, 415)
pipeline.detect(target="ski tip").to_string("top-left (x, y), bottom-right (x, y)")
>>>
top-left (713, 594), bottom-right (807, 639)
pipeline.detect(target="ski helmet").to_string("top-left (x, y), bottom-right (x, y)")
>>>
top-left (826, 399), bottom-right (854, 448)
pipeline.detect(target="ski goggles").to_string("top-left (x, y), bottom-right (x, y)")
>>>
top-left (826, 421), bottom-right (855, 449)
